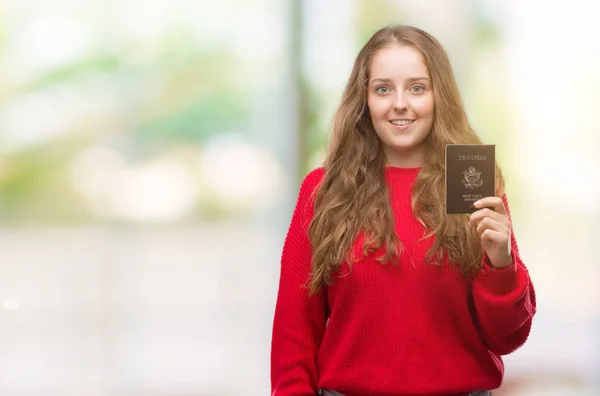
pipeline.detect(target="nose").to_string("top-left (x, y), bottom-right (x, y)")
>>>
top-left (393, 92), bottom-right (408, 111)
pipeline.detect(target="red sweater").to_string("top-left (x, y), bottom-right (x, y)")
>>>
top-left (271, 167), bottom-right (536, 396)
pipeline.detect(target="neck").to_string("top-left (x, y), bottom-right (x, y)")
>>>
top-left (383, 149), bottom-right (425, 168)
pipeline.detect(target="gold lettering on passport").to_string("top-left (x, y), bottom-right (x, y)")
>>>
top-left (462, 193), bottom-right (483, 203)
top-left (458, 155), bottom-right (487, 160)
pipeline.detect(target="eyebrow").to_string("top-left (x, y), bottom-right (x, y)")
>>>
top-left (370, 77), bottom-right (430, 84)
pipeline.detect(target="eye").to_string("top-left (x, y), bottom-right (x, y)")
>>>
top-left (375, 86), bottom-right (390, 94)
top-left (410, 85), bottom-right (425, 93)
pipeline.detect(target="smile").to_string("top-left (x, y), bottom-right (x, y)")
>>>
top-left (390, 119), bottom-right (415, 126)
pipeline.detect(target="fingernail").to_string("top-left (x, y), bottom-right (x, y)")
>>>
top-left (474, 200), bottom-right (481, 207)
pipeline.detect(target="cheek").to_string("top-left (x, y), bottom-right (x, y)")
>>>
top-left (367, 98), bottom-right (388, 120)
top-left (415, 95), bottom-right (434, 117)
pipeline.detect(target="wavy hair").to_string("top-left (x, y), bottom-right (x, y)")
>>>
top-left (307, 25), bottom-right (504, 295)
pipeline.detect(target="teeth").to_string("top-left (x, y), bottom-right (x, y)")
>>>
top-left (391, 120), bottom-right (414, 126)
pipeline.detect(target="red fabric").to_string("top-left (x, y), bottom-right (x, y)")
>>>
top-left (271, 167), bottom-right (536, 396)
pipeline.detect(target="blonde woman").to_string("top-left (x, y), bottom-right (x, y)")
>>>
top-left (271, 25), bottom-right (536, 396)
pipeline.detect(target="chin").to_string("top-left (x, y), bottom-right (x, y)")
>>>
top-left (387, 138), bottom-right (418, 150)
top-left (385, 137), bottom-right (428, 155)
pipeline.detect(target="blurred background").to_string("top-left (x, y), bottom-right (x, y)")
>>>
top-left (0, 0), bottom-right (599, 395)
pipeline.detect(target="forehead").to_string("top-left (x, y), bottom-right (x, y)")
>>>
top-left (369, 45), bottom-right (429, 80)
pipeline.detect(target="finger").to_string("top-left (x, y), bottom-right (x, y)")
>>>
top-left (473, 196), bottom-right (507, 215)
top-left (468, 208), bottom-right (509, 229)
top-left (480, 228), bottom-right (510, 248)
top-left (476, 217), bottom-right (509, 237)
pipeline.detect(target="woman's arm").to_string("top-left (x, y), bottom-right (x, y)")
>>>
top-left (271, 168), bottom-right (328, 395)
top-left (470, 194), bottom-right (537, 355)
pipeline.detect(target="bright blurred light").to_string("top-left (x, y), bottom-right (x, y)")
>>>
top-left (69, 146), bottom-right (127, 198)
top-left (200, 140), bottom-right (285, 210)
top-left (0, 82), bottom-right (121, 152)
top-left (117, 0), bottom-right (169, 41)
top-left (9, 13), bottom-right (89, 74)
top-left (2, 295), bottom-right (21, 311)
top-left (1, 91), bottom-right (79, 151)
top-left (69, 147), bottom-right (199, 222)
top-left (231, 4), bottom-right (285, 61)
top-left (108, 159), bottom-right (198, 222)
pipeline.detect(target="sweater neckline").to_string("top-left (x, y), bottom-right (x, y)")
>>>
top-left (385, 165), bottom-right (422, 172)
top-left (384, 166), bottom-right (422, 175)
top-left (384, 166), bottom-right (421, 185)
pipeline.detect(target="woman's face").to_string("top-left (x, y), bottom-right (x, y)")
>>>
top-left (367, 44), bottom-right (434, 168)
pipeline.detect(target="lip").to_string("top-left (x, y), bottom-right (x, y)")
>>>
top-left (389, 119), bottom-right (415, 131)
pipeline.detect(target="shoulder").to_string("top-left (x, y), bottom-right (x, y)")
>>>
top-left (295, 167), bottom-right (325, 208)
top-left (301, 167), bottom-right (326, 189)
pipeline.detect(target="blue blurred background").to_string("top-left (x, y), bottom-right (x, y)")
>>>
top-left (0, 0), bottom-right (599, 395)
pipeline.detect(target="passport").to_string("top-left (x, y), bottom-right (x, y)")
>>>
top-left (445, 144), bottom-right (495, 214)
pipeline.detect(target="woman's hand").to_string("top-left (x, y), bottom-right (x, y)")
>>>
top-left (467, 197), bottom-right (513, 269)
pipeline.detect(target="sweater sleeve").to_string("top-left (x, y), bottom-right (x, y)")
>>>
top-left (471, 193), bottom-right (537, 356)
top-left (271, 168), bottom-right (328, 396)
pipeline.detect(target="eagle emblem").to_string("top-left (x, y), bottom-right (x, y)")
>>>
top-left (462, 166), bottom-right (483, 189)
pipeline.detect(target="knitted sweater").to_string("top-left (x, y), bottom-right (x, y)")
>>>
top-left (271, 167), bottom-right (536, 396)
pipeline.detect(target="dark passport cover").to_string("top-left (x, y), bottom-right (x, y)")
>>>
top-left (445, 144), bottom-right (495, 214)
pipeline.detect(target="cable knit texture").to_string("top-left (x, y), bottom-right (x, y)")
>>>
top-left (271, 167), bottom-right (536, 396)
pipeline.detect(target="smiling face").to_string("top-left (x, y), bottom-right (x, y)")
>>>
top-left (367, 44), bottom-right (434, 168)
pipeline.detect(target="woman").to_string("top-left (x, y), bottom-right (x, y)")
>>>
top-left (270, 25), bottom-right (536, 396)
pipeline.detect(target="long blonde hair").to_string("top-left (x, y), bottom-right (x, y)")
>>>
top-left (307, 25), bottom-right (504, 295)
